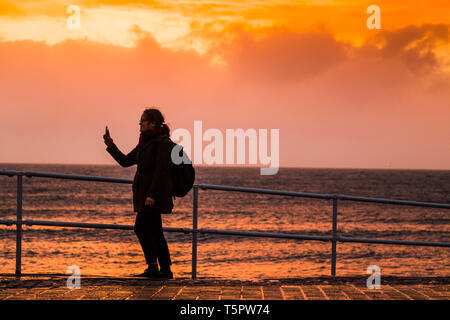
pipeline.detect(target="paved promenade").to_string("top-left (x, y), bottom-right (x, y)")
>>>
top-left (0, 274), bottom-right (448, 300)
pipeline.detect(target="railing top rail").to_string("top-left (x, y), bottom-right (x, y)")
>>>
top-left (197, 183), bottom-right (333, 199)
top-left (1, 170), bottom-right (449, 209)
top-left (0, 170), bottom-right (131, 184)
top-left (0, 169), bottom-right (20, 177)
top-left (197, 183), bottom-right (450, 209)
top-left (338, 194), bottom-right (450, 209)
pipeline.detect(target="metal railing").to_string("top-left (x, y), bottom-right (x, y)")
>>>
top-left (0, 169), bottom-right (449, 279)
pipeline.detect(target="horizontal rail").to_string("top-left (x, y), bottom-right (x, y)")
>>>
top-left (0, 219), bottom-right (15, 226)
top-left (1, 171), bottom-right (449, 208)
top-left (0, 170), bottom-right (131, 183)
top-left (336, 236), bottom-right (450, 247)
top-left (24, 219), bottom-right (134, 230)
top-left (0, 170), bottom-right (19, 177)
top-left (26, 171), bottom-right (132, 184)
top-left (198, 183), bottom-right (450, 209)
top-left (203, 229), bottom-right (450, 247)
top-left (1, 219), bottom-right (449, 247)
top-left (0, 219), bottom-right (192, 234)
top-left (198, 183), bottom-right (333, 200)
top-left (338, 194), bottom-right (450, 209)
top-left (199, 228), bottom-right (332, 241)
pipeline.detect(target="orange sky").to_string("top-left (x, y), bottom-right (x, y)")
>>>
top-left (0, 0), bottom-right (449, 169)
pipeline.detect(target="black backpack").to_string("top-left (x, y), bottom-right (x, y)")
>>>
top-left (170, 142), bottom-right (195, 198)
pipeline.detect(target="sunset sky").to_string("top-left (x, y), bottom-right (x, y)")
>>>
top-left (0, 0), bottom-right (449, 169)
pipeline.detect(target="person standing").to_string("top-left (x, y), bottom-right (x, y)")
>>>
top-left (103, 108), bottom-right (174, 279)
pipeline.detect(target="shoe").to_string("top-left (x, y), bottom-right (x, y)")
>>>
top-left (156, 270), bottom-right (173, 279)
top-left (133, 267), bottom-right (159, 278)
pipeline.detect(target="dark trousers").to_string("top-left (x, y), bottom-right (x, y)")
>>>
top-left (134, 210), bottom-right (172, 269)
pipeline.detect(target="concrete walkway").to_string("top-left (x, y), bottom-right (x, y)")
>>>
top-left (0, 274), bottom-right (448, 300)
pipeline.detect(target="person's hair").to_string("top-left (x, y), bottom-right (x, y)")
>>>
top-left (142, 107), bottom-right (170, 136)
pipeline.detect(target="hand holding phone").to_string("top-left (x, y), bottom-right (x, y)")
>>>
top-left (103, 126), bottom-right (113, 147)
top-left (104, 126), bottom-right (110, 138)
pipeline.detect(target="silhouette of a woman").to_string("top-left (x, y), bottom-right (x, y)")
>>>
top-left (103, 108), bottom-right (174, 279)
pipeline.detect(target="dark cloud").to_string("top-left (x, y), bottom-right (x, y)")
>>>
top-left (213, 26), bottom-right (349, 84)
top-left (369, 24), bottom-right (450, 73)
top-left (199, 23), bottom-right (450, 85)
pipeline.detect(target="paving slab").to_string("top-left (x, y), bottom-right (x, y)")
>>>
top-left (0, 274), bottom-right (448, 300)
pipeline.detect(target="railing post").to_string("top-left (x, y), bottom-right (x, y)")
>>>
top-left (16, 173), bottom-right (23, 275)
top-left (192, 186), bottom-right (199, 279)
top-left (331, 195), bottom-right (338, 277)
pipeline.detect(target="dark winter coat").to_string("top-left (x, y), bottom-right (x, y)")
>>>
top-left (106, 130), bottom-right (174, 213)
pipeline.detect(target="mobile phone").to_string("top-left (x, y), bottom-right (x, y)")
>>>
top-left (104, 126), bottom-right (110, 139)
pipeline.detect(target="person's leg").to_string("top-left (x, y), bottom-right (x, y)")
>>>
top-left (134, 211), bottom-right (158, 270)
top-left (148, 212), bottom-right (172, 272)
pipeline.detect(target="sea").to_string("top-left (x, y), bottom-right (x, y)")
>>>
top-left (0, 164), bottom-right (449, 280)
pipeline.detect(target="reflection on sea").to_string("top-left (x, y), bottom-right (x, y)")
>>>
top-left (0, 164), bottom-right (449, 279)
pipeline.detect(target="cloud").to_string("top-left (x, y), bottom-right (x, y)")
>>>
top-left (0, 24), bottom-right (449, 168)
top-left (0, 0), bottom-right (25, 16)
top-left (368, 24), bottom-right (450, 74)
top-left (201, 23), bottom-right (450, 85)
top-left (214, 26), bottom-right (349, 84)
top-left (0, 0), bottom-right (68, 17)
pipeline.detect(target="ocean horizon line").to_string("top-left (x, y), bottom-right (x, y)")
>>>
top-left (0, 162), bottom-right (449, 172)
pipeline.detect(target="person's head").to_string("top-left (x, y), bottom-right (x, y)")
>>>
top-left (139, 107), bottom-right (170, 135)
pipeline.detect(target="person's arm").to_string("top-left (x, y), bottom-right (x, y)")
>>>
top-left (103, 126), bottom-right (137, 167)
top-left (147, 140), bottom-right (172, 199)
top-left (106, 144), bottom-right (138, 167)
